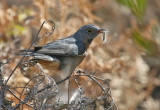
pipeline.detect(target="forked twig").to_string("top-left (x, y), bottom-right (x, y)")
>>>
top-left (1, 20), bottom-right (55, 109)
top-left (4, 21), bottom-right (46, 86)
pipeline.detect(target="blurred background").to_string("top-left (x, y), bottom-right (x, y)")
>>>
top-left (0, 0), bottom-right (160, 110)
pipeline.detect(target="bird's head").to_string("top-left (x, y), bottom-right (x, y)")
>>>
top-left (74, 24), bottom-right (107, 41)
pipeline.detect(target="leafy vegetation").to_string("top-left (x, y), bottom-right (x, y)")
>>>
top-left (116, 0), bottom-right (147, 25)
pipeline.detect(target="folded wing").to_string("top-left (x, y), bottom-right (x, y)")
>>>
top-left (36, 37), bottom-right (79, 56)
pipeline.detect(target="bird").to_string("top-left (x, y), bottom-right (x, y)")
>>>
top-left (18, 24), bottom-right (106, 82)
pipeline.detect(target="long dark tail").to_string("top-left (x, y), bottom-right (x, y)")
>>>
top-left (16, 46), bottom-right (42, 56)
top-left (16, 50), bottom-right (34, 56)
top-left (16, 50), bottom-right (58, 61)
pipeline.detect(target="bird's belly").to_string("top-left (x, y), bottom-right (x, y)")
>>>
top-left (59, 55), bottom-right (85, 79)
top-left (37, 60), bottom-right (60, 71)
top-left (36, 55), bottom-right (85, 81)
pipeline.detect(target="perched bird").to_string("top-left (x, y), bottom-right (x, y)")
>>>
top-left (18, 24), bottom-right (106, 81)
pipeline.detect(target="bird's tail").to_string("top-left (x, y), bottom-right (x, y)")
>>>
top-left (16, 50), bottom-right (58, 62)
top-left (16, 49), bottom-right (34, 56)
top-left (16, 46), bottom-right (43, 56)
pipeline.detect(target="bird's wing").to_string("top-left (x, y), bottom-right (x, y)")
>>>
top-left (36, 37), bottom-right (79, 56)
top-left (17, 36), bottom-right (84, 61)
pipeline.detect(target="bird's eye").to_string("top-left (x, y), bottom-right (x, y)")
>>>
top-left (87, 29), bottom-right (93, 33)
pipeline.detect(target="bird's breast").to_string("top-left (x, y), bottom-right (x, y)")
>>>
top-left (82, 38), bottom-right (93, 51)
top-left (75, 42), bottom-right (85, 55)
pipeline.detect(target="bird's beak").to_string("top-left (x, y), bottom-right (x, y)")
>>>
top-left (98, 29), bottom-right (106, 33)
top-left (98, 29), bottom-right (108, 42)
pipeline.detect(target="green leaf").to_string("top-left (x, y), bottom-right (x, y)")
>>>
top-left (132, 31), bottom-right (155, 55)
top-left (116, 0), bottom-right (147, 25)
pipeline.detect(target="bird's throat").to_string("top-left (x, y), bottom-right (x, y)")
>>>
top-left (82, 38), bottom-right (93, 50)
top-left (87, 38), bottom-right (93, 44)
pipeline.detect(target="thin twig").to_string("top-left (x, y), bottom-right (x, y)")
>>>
top-left (4, 21), bottom-right (46, 86)
top-left (1, 20), bottom-right (55, 109)
top-left (11, 96), bottom-right (31, 110)
top-left (56, 76), bottom-right (70, 85)
top-left (34, 20), bottom-right (55, 46)
top-left (0, 59), bottom-right (11, 109)
top-left (20, 73), bottom-right (43, 100)
top-left (7, 89), bottom-right (33, 109)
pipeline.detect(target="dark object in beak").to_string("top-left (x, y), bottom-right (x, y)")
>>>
top-left (98, 29), bottom-right (108, 42)
top-left (98, 29), bottom-right (106, 33)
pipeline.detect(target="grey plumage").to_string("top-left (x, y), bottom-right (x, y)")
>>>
top-left (17, 24), bottom-right (106, 81)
